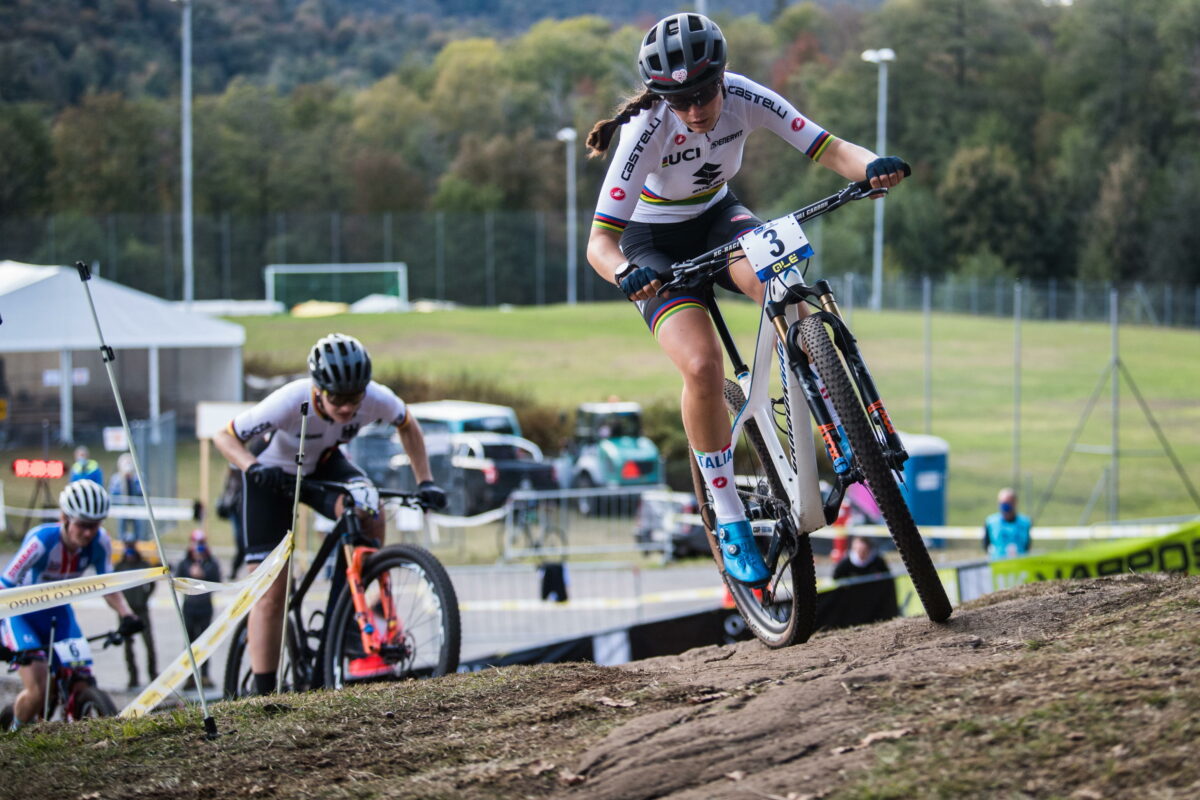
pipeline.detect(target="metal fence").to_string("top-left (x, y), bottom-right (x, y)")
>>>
top-left (4, 210), bottom-right (1197, 327)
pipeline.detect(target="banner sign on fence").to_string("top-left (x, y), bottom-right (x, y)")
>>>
top-left (990, 522), bottom-right (1199, 590)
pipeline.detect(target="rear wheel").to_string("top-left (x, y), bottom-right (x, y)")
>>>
top-left (323, 545), bottom-right (461, 689)
top-left (223, 616), bottom-right (311, 699)
top-left (800, 314), bottom-right (952, 623)
top-left (690, 379), bottom-right (817, 648)
top-left (0, 704), bottom-right (13, 730)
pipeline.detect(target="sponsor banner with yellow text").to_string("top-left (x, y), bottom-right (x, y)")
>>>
top-left (989, 522), bottom-right (1199, 590)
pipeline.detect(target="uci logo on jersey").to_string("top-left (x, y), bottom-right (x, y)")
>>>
top-left (661, 147), bottom-right (701, 168)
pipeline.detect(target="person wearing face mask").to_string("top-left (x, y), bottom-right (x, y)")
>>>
top-left (983, 487), bottom-right (1032, 560)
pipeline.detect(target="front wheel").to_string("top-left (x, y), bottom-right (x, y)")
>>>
top-left (691, 379), bottom-right (818, 648)
top-left (323, 545), bottom-right (461, 689)
top-left (68, 684), bottom-right (118, 720)
top-left (800, 314), bottom-right (952, 623)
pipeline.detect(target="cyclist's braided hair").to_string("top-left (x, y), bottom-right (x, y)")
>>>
top-left (586, 89), bottom-right (662, 158)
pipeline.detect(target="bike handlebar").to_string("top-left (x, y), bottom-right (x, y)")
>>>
top-left (659, 163), bottom-right (911, 293)
top-left (300, 478), bottom-right (433, 511)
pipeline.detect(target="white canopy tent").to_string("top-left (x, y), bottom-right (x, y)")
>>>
top-left (0, 261), bottom-right (245, 442)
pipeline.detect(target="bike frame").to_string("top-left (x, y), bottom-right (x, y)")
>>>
top-left (670, 179), bottom-right (912, 534)
top-left (284, 486), bottom-right (424, 678)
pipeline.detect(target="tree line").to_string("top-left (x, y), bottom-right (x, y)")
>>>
top-left (2, 0), bottom-right (1198, 298)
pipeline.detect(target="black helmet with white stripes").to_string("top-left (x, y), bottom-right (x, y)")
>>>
top-left (637, 13), bottom-right (726, 96)
top-left (308, 333), bottom-right (372, 395)
top-left (59, 479), bottom-right (110, 522)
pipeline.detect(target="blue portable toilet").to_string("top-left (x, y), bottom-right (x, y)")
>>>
top-left (896, 432), bottom-right (949, 526)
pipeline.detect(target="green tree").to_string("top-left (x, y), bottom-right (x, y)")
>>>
top-left (0, 103), bottom-right (53, 217)
top-left (938, 144), bottom-right (1037, 274)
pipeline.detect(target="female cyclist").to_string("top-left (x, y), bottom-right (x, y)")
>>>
top-left (586, 13), bottom-right (908, 587)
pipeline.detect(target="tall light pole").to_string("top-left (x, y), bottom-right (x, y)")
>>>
top-left (861, 47), bottom-right (894, 312)
top-left (555, 127), bottom-right (578, 305)
top-left (173, 0), bottom-right (195, 305)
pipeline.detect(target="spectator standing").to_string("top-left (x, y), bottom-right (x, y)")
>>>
top-left (115, 542), bottom-right (158, 689)
top-left (69, 445), bottom-right (103, 484)
top-left (819, 535), bottom-right (900, 629)
top-left (984, 487), bottom-right (1032, 560)
top-left (108, 452), bottom-right (146, 542)
top-left (176, 529), bottom-right (221, 688)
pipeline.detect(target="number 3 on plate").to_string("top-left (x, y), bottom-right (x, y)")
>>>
top-left (739, 216), bottom-right (815, 283)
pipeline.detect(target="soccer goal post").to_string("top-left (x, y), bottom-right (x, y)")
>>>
top-left (263, 263), bottom-right (409, 309)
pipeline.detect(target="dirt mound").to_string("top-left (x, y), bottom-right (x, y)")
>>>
top-left (2, 574), bottom-right (1197, 800)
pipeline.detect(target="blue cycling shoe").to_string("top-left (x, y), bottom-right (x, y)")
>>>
top-left (716, 520), bottom-right (771, 587)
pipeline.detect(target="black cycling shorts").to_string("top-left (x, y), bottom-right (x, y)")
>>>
top-left (618, 191), bottom-right (763, 337)
top-left (239, 448), bottom-right (368, 564)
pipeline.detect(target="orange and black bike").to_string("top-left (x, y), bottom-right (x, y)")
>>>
top-left (224, 479), bottom-right (460, 696)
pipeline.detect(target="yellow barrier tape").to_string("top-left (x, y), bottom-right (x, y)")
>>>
top-left (0, 567), bottom-right (168, 619)
top-left (119, 531), bottom-right (294, 718)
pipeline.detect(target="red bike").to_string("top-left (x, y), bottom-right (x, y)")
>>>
top-left (1, 629), bottom-right (124, 727)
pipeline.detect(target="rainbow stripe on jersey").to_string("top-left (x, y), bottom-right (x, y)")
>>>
top-left (592, 212), bottom-right (628, 233)
top-left (639, 184), bottom-right (725, 207)
top-left (805, 132), bottom-right (835, 161)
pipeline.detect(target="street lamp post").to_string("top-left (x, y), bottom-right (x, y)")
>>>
top-left (861, 47), bottom-right (894, 313)
top-left (555, 127), bottom-right (578, 305)
top-left (172, 0), bottom-right (195, 306)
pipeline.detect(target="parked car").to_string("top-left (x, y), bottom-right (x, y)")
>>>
top-left (564, 401), bottom-right (662, 490)
top-left (634, 490), bottom-right (709, 559)
top-left (438, 433), bottom-right (558, 516)
top-left (407, 400), bottom-right (522, 436)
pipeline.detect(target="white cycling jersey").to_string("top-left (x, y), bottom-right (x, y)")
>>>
top-left (227, 379), bottom-right (409, 475)
top-left (592, 72), bottom-right (834, 231)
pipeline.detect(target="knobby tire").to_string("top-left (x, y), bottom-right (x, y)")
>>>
top-left (799, 314), bottom-right (953, 623)
top-left (691, 379), bottom-right (818, 648)
top-left (322, 544), bottom-right (461, 689)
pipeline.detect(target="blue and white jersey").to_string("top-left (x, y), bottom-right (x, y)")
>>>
top-left (0, 523), bottom-right (114, 589)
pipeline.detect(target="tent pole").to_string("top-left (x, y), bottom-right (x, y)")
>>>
top-left (59, 349), bottom-right (73, 444)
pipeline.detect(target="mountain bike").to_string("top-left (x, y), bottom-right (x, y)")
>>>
top-left (223, 480), bottom-right (461, 697)
top-left (664, 171), bottom-right (953, 648)
top-left (1, 629), bottom-right (125, 727)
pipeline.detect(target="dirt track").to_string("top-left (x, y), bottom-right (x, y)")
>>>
top-left (2, 573), bottom-right (1197, 800)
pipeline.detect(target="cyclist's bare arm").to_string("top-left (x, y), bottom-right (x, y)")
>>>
top-left (105, 590), bottom-right (133, 618)
top-left (213, 426), bottom-right (259, 472)
top-left (816, 138), bottom-right (905, 189)
top-left (586, 227), bottom-right (627, 284)
top-left (396, 417), bottom-right (435, 485)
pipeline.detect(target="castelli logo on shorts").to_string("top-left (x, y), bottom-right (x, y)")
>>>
top-left (610, 187), bottom-right (626, 200)
top-left (791, 117), bottom-right (806, 132)
top-left (674, 134), bottom-right (687, 145)
top-left (713, 477), bottom-right (728, 489)
top-left (731, 214), bottom-right (751, 222)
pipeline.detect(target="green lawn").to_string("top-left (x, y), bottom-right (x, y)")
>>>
top-left (235, 302), bottom-right (1200, 527)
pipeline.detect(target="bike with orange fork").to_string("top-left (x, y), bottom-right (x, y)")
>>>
top-left (223, 481), bottom-right (460, 697)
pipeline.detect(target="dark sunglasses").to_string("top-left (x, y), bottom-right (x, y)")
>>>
top-left (323, 389), bottom-right (365, 407)
top-left (664, 81), bottom-right (722, 111)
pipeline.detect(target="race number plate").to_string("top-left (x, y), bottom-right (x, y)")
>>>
top-left (739, 215), bottom-right (815, 283)
top-left (52, 636), bottom-right (93, 667)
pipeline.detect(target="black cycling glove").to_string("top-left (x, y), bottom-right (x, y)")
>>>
top-left (118, 614), bottom-right (144, 637)
top-left (618, 264), bottom-right (669, 300)
top-left (247, 463), bottom-right (292, 495)
top-left (865, 156), bottom-right (910, 183)
top-left (417, 480), bottom-right (448, 511)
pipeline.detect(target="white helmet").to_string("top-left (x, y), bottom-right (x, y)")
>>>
top-left (59, 479), bottom-right (110, 522)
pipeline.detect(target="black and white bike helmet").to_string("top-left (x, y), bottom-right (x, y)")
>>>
top-left (59, 479), bottom-right (110, 522)
top-left (308, 333), bottom-right (372, 395)
top-left (637, 13), bottom-right (726, 96)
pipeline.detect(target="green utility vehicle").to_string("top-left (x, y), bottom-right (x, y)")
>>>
top-left (564, 401), bottom-right (662, 491)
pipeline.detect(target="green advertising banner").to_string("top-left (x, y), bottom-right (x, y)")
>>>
top-left (989, 522), bottom-right (1200, 590)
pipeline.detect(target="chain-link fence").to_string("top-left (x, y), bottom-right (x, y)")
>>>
top-left (4, 211), bottom-right (1197, 327)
